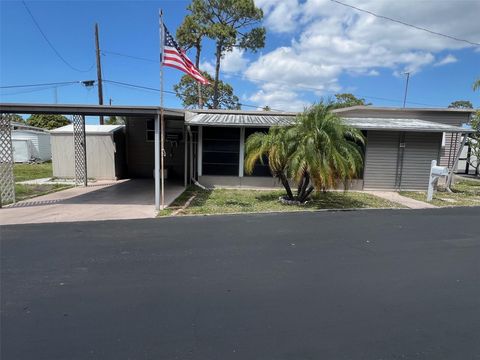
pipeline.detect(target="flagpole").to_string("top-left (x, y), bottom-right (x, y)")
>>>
top-left (159, 9), bottom-right (165, 210)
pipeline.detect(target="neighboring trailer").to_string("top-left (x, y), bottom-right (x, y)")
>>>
top-left (50, 124), bottom-right (126, 180)
top-left (458, 137), bottom-right (478, 175)
top-left (11, 129), bottom-right (51, 162)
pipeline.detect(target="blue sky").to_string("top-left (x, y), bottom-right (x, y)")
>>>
top-left (1, 0), bottom-right (479, 118)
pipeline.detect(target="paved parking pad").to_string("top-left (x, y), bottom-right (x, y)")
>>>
top-left (1, 179), bottom-right (184, 225)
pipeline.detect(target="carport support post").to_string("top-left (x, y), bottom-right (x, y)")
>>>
top-left (184, 126), bottom-right (188, 187)
top-left (154, 113), bottom-right (165, 211)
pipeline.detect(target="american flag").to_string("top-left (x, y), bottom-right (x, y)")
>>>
top-left (162, 24), bottom-right (209, 85)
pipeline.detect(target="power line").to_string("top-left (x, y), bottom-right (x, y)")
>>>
top-left (100, 51), bottom-right (446, 107)
top-left (329, 0), bottom-right (480, 47)
top-left (0, 81), bottom-right (82, 89)
top-left (103, 79), bottom-right (285, 111)
top-left (104, 79), bottom-right (174, 94)
top-left (22, 1), bottom-right (95, 73)
top-left (102, 50), bottom-right (158, 63)
top-left (0, 83), bottom-right (75, 96)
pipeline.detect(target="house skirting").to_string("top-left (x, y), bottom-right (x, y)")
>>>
top-left (199, 175), bottom-right (364, 190)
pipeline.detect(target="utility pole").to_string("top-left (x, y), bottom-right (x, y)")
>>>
top-left (403, 72), bottom-right (410, 108)
top-left (53, 86), bottom-right (58, 104)
top-left (95, 23), bottom-right (104, 124)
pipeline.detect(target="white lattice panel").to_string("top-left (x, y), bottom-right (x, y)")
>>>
top-left (0, 115), bottom-right (15, 206)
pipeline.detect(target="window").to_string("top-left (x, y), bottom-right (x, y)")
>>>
top-left (202, 127), bottom-right (240, 176)
top-left (146, 119), bottom-right (154, 142)
top-left (244, 127), bottom-right (271, 177)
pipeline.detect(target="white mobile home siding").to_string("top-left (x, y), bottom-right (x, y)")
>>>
top-left (11, 130), bottom-right (51, 161)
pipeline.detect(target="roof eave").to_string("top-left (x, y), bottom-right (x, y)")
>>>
top-left (332, 105), bottom-right (476, 114)
top-left (0, 103), bottom-right (185, 117)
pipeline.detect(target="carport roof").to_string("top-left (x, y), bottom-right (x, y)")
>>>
top-left (0, 103), bottom-right (184, 117)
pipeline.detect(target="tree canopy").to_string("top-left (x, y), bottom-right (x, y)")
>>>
top-left (176, 15), bottom-right (208, 68)
top-left (105, 116), bottom-right (125, 125)
top-left (473, 78), bottom-right (480, 92)
top-left (331, 93), bottom-right (371, 109)
top-left (448, 100), bottom-right (473, 109)
top-left (186, 0), bottom-right (265, 108)
top-left (26, 114), bottom-right (70, 130)
top-left (174, 73), bottom-right (240, 109)
top-left (1, 113), bottom-right (25, 124)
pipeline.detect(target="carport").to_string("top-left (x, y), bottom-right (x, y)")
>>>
top-left (0, 103), bottom-right (185, 210)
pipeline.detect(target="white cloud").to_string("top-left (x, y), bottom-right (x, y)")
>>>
top-left (249, 84), bottom-right (310, 111)
top-left (254, 0), bottom-right (302, 33)
top-left (222, 48), bottom-right (249, 73)
top-left (248, 0), bottom-right (480, 109)
top-left (434, 54), bottom-right (458, 67)
top-left (199, 61), bottom-right (215, 76)
top-left (199, 48), bottom-right (249, 79)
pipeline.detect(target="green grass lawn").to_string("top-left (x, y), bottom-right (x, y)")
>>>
top-left (14, 162), bottom-right (53, 182)
top-left (159, 187), bottom-right (404, 216)
top-left (10, 183), bottom-right (72, 203)
top-left (400, 179), bottom-right (480, 207)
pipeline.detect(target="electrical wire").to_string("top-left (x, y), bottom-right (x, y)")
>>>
top-left (103, 79), bottom-right (286, 111)
top-left (329, 0), bottom-right (480, 47)
top-left (101, 51), bottom-right (447, 107)
top-left (102, 51), bottom-right (158, 63)
top-left (0, 81), bottom-right (82, 89)
top-left (0, 83), bottom-right (75, 96)
top-left (22, 1), bottom-right (95, 72)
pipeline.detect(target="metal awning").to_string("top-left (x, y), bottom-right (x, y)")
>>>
top-left (185, 112), bottom-right (469, 133)
top-left (342, 117), bottom-right (470, 133)
top-left (185, 112), bottom-right (295, 127)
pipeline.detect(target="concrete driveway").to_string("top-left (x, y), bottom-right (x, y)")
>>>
top-left (0, 179), bottom-right (184, 225)
top-left (1, 207), bottom-right (479, 359)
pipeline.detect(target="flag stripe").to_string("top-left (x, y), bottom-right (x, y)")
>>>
top-left (161, 25), bottom-right (209, 85)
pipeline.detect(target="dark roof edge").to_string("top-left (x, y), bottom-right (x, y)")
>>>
top-left (186, 108), bottom-right (298, 116)
top-left (0, 103), bottom-right (185, 117)
top-left (332, 105), bottom-right (476, 113)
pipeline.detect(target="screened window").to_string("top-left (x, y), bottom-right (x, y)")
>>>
top-left (244, 127), bottom-right (271, 177)
top-left (146, 119), bottom-right (154, 142)
top-left (202, 127), bottom-right (240, 176)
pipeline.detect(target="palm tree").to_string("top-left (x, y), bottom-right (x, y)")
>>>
top-left (244, 102), bottom-right (365, 203)
top-left (244, 126), bottom-right (295, 199)
top-left (474, 78), bottom-right (480, 92)
top-left (289, 103), bottom-right (365, 202)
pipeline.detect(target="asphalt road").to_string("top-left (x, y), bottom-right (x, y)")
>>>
top-left (1, 208), bottom-right (480, 360)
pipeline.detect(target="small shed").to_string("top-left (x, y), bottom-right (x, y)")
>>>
top-left (11, 122), bottom-right (51, 162)
top-left (50, 124), bottom-right (126, 180)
